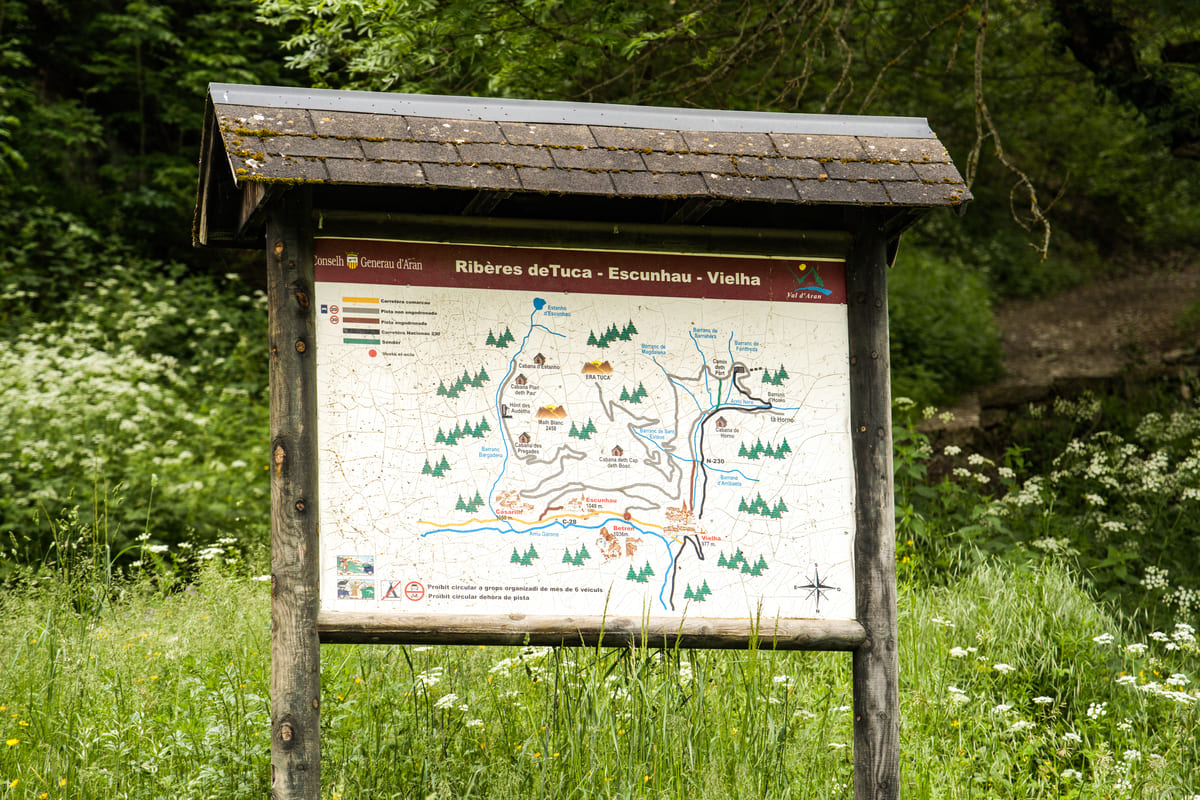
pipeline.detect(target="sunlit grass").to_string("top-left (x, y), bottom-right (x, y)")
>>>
top-left (1, 559), bottom-right (1195, 800)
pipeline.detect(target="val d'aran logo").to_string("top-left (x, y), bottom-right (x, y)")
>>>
top-left (791, 262), bottom-right (832, 296)
top-left (346, 252), bottom-right (359, 270)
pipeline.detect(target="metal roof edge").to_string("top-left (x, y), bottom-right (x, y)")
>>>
top-left (208, 83), bottom-right (936, 139)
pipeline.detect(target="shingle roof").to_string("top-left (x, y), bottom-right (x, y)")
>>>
top-left (204, 83), bottom-right (970, 210)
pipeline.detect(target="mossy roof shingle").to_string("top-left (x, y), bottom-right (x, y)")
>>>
top-left (206, 83), bottom-right (970, 209)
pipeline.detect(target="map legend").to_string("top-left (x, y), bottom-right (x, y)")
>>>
top-left (340, 296), bottom-right (380, 344)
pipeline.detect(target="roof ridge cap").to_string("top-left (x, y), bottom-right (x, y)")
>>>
top-left (209, 83), bottom-right (935, 139)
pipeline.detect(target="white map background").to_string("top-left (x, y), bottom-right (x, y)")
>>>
top-left (316, 279), bottom-right (856, 621)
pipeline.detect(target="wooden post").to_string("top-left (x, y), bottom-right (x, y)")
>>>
top-left (846, 213), bottom-right (900, 800)
top-left (267, 190), bottom-right (321, 800)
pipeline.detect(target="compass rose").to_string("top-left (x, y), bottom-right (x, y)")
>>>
top-left (796, 563), bottom-right (840, 613)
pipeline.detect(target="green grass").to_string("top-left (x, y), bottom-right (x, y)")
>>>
top-left (1, 562), bottom-right (1195, 799)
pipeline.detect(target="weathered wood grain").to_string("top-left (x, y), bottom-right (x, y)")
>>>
top-left (846, 214), bottom-right (900, 800)
top-left (268, 190), bottom-right (321, 800)
top-left (318, 612), bottom-right (867, 651)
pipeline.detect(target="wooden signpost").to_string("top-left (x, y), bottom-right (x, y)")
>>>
top-left (195, 83), bottom-right (970, 800)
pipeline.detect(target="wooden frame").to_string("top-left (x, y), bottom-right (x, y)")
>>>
top-left (266, 197), bottom-right (898, 799)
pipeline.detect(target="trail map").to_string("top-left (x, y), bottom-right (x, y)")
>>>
top-left (315, 238), bottom-right (856, 622)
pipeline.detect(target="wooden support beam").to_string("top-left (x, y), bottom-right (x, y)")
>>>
top-left (846, 212), bottom-right (899, 800)
top-left (461, 189), bottom-right (511, 216)
top-left (665, 197), bottom-right (724, 225)
top-left (267, 190), bottom-right (321, 800)
top-left (318, 612), bottom-right (867, 651)
top-left (241, 181), bottom-right (276, 241)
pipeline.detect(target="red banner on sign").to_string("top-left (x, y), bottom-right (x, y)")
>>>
top-left (313, 238), bottom-right (845, 304)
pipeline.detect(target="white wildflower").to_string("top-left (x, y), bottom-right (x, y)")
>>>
top-left (1122, 749), bottom-right (1142, 762)
top-left (1062, 732), bottom-right (1082, 743)
top-left (1166, 673), bottom-right (1190, 687)
top-left (1032, 696), bottom-right (1054, 705)
top-left (1093, 633), bottom-right (1115, 645)
top-left (433, 693), bottom-right (460, 710)
top-left (949, 647), bottom-right (969, 658)
top-left (415, 667), bottom-right (443, 688)
top-left (943, 445), bottom-right (962, 457)
top-left (1061, 768), bottom-right (1084, 780)
top-left (1086, 701), bottom-right (1107, 719)
top-left (489, 657), bottom-right (518, 674)
top-left (993, 663), bottom-right (1017, 674)
top-left (1125, 643), bottom-right (1148, 655)
top-left (991, 703), bottom-right (1013, 713)
top-left (1009, 719), bottom-right (1035, 732)
top-left (1142, 566), bottom-right (1170, 591)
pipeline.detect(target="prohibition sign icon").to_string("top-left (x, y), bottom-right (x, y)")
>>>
top-left (404, 581), bottom-right (425, 601)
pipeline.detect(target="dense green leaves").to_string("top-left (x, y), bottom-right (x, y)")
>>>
top-left (0, 1), bottom-right (286, 558)
top-left (0, 0), bottom-right (292, 256)
top-left (889, 247), bottom-right (1003, 404)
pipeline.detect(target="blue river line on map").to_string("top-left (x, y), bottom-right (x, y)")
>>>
top-left (417, 296), bottom-right (799, 611)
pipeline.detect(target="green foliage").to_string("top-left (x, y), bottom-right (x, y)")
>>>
top-left (888, 247), bottom-right (1003, 405)
top-left (894, 388), bottom-right (1200, 631)
top-left (906, 563), bottom-right (1199, 797)
top-left (0, 240), bottom-right (270, 564)
top-left (1178, 297), bottom-right (1200, 339)
top-left (0, 0), bottom-right (292, 257)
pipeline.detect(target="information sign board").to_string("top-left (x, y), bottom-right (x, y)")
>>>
top-left (313, 238), bottom-right (856, 627)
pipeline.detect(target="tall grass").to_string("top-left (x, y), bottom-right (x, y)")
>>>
top-left (2, 555), bottom-right (1195, 799)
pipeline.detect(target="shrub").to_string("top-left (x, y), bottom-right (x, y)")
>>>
top-left (894, 389), bottom-right (1200, 632)
top-left (0, 261), bottom-right (269, 567)
top-left (889, 247), bottom-right (1003, 405)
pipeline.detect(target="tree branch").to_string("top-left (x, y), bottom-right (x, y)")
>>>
top-left (969, 0), bottom-right (1052, 258)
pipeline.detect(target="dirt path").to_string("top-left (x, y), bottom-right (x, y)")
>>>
top-left (992, 261), bottom-right (1200, 393)
top-left (935, 259), bottom-right (1200, 434)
